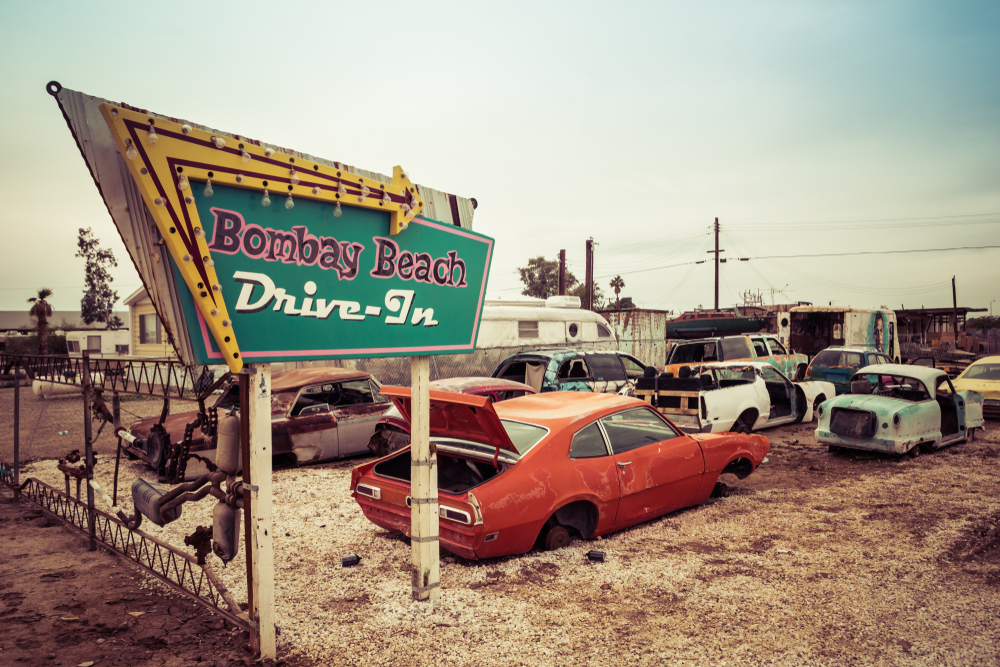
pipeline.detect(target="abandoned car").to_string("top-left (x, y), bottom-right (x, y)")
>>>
top-left (129, 368), bottom-right (392, 478)
top-left (802, 346), bottom-right (894, 394)
top-left (634, 362), bottom-right (835, 434)
top-left (664, 335), bottom-right (807, 379)
top-left (351, 389), bottom-right (770, 559)
top-left (367, 376), bottom-right (536, 455)
top-left (816, 364), bottom-right (985, 456)
top-left (491, 348), bottom-right (648, 394)
top-left (952, 355), bottom-right (1000, 420)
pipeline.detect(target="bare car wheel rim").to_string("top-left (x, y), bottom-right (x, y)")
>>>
top-left (544, 525), bottom-right (570, 551)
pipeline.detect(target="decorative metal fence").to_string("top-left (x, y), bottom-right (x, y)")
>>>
top-left (2, 476), bottom-right (251, 632)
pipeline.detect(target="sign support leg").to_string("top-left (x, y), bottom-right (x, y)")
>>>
top-left (82, 351), bottom-right (96, 551)
top-left (247, 364), bottom-right (276, 658)
top-left (410, 356), bottom-right (439, 602)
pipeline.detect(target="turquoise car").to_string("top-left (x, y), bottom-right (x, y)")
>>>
top-left (816, 364), bottom-right (985, 456)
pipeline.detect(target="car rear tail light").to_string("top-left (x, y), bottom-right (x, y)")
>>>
top-left (893, 413), bottom-right (900, 427)
top-left (356, 483), bottom-right (381, 500)
top-left (440, 506), bottom-right (472, 525)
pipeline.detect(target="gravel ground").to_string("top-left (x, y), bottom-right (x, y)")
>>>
top-left (17, 423), bottom-right (1000, 666)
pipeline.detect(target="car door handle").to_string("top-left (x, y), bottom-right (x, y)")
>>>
top-left (617, 461), bottom-right (631, 467)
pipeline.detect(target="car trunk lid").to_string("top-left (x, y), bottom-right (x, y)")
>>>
top-left (378, 386), bottom-right (519, 456)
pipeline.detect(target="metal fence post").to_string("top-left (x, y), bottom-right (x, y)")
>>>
top-left (82, 351), bottom-right (96, 551)
top-left (13, 358), bottom-right (20, 498)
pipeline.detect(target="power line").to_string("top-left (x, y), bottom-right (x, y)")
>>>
top-left (741, 244), bottom-right (1000, 260)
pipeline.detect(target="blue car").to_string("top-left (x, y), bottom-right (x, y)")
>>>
top-left (816, 364), bottom-right (985, 456)
top-left (492, 348), bottom-right (648, 394)
top-left (803, 347), bottom-right (894, 394)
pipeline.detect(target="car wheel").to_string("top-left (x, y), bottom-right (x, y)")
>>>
top-left (908, 444), bottom-right (922, 458)
top-left (827, 445), bottom-right (840, 453)
top-left (711, 482), bottom-right (729, 498)
top-left (146, 431), bottom-right (167, 470)
top-left (813, 396), bottom-right (825, 421)
top-left (543, 525), bottom-right (571, 551)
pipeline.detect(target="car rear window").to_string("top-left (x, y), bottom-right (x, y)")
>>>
top-left (588, 355), bottom-right (626, 382)
top-left (501, 420), bottom-right (548, 455)
top-left (719, 337), bottom-right (752, 361)
top-left (569, 423), bottom-right (609, 459)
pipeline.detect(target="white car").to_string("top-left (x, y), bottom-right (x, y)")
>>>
top-left (633, 361), bottom-right (835, 434)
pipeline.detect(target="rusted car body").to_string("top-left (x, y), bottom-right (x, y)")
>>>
top-left (664, 335), bottom-right (807, 379)
top-left (350, 390), bottom-right (770, 559)
top-left (952, 356), bottom-right (1000, 419)
top-left (491, 348), bottom-right (648, 394)
top-left (130, 368), bottom-right (392, 476)
top-left (368, 376), bottom-right (536, 455)
top-left (816, 364), bottom-right (985, 455)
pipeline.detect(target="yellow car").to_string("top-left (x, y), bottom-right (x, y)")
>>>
top-left (953, 355), bottom-right (1000, 420)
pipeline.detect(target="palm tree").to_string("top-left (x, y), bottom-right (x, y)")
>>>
top-left (28, 288), bottom-right (54, 354)
top-left (609, 275), bottom-right (625, 310)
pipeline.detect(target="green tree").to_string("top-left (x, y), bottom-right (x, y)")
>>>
top-left (517, 256), bottom-right (578, 299)
top-left (610, 275), bottom-right (625, 310)
top-left (27, 288), bottom-right (54, 354)
top-left (76, 227), bottom-right (120, 329)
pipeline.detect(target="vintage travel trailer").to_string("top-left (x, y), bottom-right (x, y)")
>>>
top-left (777, 306), bottom-right (900, 361)
top-left (476, 296), bottom-right (616, 349)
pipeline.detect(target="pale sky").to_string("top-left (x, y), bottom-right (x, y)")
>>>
top-left (1, 1), bottom-right (998, 317)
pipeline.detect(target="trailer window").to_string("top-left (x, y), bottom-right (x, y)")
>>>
top-left (87, 336), bottom-right (101, 351)
top-left (518, 321), bottom-right (539, 338)
top-left (597, 323), bottom-right (612, 338)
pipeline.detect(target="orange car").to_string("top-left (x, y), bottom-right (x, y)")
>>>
top-left (351, 390), bottom-right (769, 559)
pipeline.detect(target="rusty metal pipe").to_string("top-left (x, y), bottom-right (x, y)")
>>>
top-left (159, 485), bottom-right (224, 515)
top-left (155, 473), bottom-right (213, 505)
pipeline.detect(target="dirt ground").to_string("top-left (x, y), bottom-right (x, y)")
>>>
top-left (2, 387), bottom-right (1000, 665)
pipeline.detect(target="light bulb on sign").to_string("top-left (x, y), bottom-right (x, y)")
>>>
top-left (125, 140), bottom-right (137, 160)
top-left (147, 125), bottom-right (159, 144)
top-left (333, 201), bottom-right (343, 218)
top-left (212, 284), bottom-right (221, 292)
top-left (285, 193), bottom-right (294, 209)
top-left (154, 197), bottom-right (165, 206)
top-left (181, 125), bottom-right (192, 135)
top-left (289, 168), bottom-right (300, 186)
top-left (261, 190), bottom-right (271, 207)
top-left (337, 182), bottom-right (347, 196)
top-left (203, 256), bottom-right (215, 267)
top-left (361, 184), bottom-right (371, 197)
top-left (312, 186), bottom-right (322, 195)
top-left (211, 136), bottom-right (225, 149)
top-left (177, 175), bottom-right (189, 191)
top-left (194, 227), bottom-right (205, 238)
top-left (182, 254), bottom-right (192, 262)
top-left (204, 179), bottom-right (214, 198)
top-left (235, 174), bottom-right (245, 184)
top-left (211, 309), bottom-right (220, 317)
top-left (382, 191), bottom-right (391, 204)
top-left (264, 147), bottom-right (275, 158)
top-left (184, 196), bottom-right (194, 205)
top-left (241, 149), bottom-right (252, 163)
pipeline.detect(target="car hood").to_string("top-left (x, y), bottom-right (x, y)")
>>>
top-left (378, 386), bottom-right (518, 455)
top-left (952, 379), bottom-right (1000, 399)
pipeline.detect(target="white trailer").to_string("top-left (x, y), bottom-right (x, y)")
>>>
top-left (778, 306), bottom-right (900, 362)
top-left (65, 329), bottom-right (131, 358)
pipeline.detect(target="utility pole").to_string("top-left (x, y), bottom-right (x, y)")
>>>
top-left (558, 249), bottom-right (566, 296)
top-left (706, 218), bottom-right (724, 310)
top-left (952, 276), bottom-right (959, 338)
top-left (585, 239), bottom-right (594, 310)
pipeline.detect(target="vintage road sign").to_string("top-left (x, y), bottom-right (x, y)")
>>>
top-left (175, 182), bottom-right (493, 365)
top-left (92, 101), bottom-right (491, 371)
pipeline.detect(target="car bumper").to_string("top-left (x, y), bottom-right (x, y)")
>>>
top-left (816, 428), bottom-right (920, 455)
top-left (355, 494), bottom-right (483, 560)
top-left (984, 399), bottom-right (1000, 420)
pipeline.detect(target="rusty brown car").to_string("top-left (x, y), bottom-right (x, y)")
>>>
top-left (129, 368), bottom-right (392, 478)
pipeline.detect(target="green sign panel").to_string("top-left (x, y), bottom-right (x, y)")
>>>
top-left (172, 184), bottom-right (494, 364)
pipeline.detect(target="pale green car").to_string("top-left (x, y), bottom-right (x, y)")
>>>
top-left (815, 364), bottom-right (985, 456)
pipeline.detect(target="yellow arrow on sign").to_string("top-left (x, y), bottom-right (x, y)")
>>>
top-left (98, 103), bottom-right (425, 373)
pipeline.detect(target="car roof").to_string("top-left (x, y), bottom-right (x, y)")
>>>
top-left (966, 355), bottom-right (1000, 367)
top-left (505, 348), bottom-right (629, 359)
top-left (818, 346), bottom-right (882, 353)
top-left (494, 391), bottom-right (646, 432)
top-left (854, 363), bottom-right (945, 382)
top-left (271, 368), bottom-right (372, 393)
top-left (429, 376), bottom-right (536, 394)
